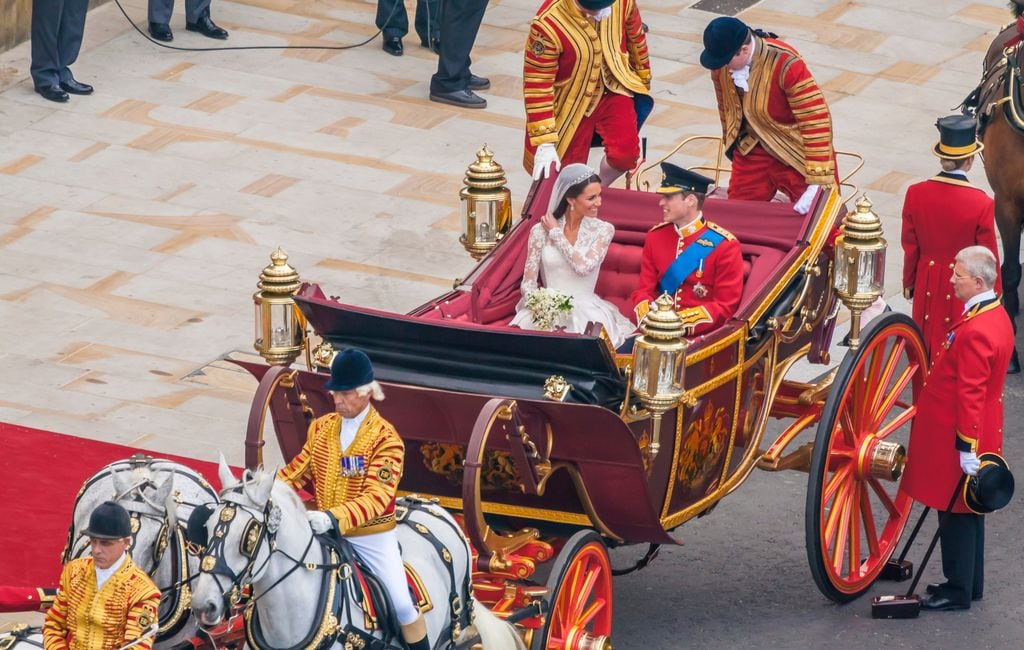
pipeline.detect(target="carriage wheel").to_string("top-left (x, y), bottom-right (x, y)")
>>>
top-left (806, 312), bottom-right (927, 603)
top-left (530, 530), bottom-right (613, 650)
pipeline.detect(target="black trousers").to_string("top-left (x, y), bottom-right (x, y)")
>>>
top-left (937, 510), bottom-right (985, 605)
top-left (30, 0), bottom-right (89, 88)
top-left (429, 0), bottom-right (487, 93)
top-left (376, 0), bottom-right (440, 44)
top-left (148, 0), bottom-right (213, 25)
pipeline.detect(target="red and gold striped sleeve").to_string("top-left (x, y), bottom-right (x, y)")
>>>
top-left (523, 20), bottom-right (561, 148)
top-left (42, 563), bottom-right (75, 650)
top-left (123, 572), bottom-right (161, 650)
top-left (277, 417), bottom-right (324, 489)
top-left (780, 56), bottom-right (834, 184)
top-left (623, 0), bottom-right (651, 87)
top-left (328, 432), bottom-right (404, 535)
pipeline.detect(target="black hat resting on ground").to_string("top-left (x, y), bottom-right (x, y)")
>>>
top-left (700, 16), bottom-right (750, 70)
top-left (933, 114), bottom-right (984, 159)
top-left (656, 162), bottom-right (714, 195)
top-left (324, 348), bottom-right (375, 392)
top-left (964, 453), bottom-right (1014, 514)
top-left (83, 500), bottom-right (132, 540)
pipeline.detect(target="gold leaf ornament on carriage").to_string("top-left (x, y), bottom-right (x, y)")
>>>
top-left (833, 195), bottom-right (886, 351)
top-left (630, 293), bottom-right (688, 462)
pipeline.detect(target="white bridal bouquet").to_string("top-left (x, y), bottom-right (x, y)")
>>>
top-left (525, 288), bottom-right (574, 331)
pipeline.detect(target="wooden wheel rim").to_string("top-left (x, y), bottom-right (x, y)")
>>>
top-left (808, 316), bottom-right (926, 600)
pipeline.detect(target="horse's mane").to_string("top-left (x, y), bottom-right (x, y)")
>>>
top-left (1014, 1), bottom-right (1024, 19)
top-left (236, 467), bottom-right (306, 514)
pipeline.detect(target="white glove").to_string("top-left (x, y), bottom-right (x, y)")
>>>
top-left (306, 511), bottom-right (332, 534)
top-left (532, 143), bottom-right (561, 181)
top-left (793, 184), bottom-right (820, 215)
top-left (959, 451), bottom-right (981, 476)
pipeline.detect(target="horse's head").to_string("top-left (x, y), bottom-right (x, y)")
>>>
top-left (190, 457), bottom-right (292, 628)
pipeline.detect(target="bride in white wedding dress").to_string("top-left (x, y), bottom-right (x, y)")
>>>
top-left (510, 163), bottom-right (635, 348)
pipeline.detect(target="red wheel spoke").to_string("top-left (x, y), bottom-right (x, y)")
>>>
top-left (875, 404), bottom-right (917, 440)
top-left (870, 362), bottom-right (918, 432)
top-left (824, 477), bottom-right (851, 543)
top-left (860, 482), bottom-right (880, 558)
top-left (574, 599), bottom-right (608, 629)
top-left (823, 464), bottom-right (852, 504)
top-left (868, 478), bottom-right (899, 518)
top-left (839, 407), bottom-right (858, 447)
top-left (569, 563), bottom-right (599, 619)
top-left (831, 483), bottom-right (854, 574)
top-left (867, 339), bottom-right (905, 418)
top-left (848, 479), bottom-right (861, 578)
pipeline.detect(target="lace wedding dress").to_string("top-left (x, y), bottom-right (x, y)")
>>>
top-left (510, 217), bottom-right (635, 347)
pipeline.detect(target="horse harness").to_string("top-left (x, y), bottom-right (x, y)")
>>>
top-left (964, 17), bottom-right (1024, 138)
top-left (0, 626), bottom-right (42, 650)
top-left (61, 457), bottom-right (217, 641)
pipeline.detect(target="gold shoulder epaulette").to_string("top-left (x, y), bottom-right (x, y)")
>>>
top-left (649, 221), bottom-right (673, 232)
top-left (705, 221), bottom-right (735, 241)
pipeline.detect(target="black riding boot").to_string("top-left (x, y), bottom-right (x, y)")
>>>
top-left (406, 636), bottom-right (430, 650)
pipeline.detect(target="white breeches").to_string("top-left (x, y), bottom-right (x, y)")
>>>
top-left (346, 529), bottom-right (420, 625)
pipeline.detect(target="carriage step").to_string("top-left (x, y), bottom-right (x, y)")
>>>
top-left (879, 558), bottom-right (913, 582)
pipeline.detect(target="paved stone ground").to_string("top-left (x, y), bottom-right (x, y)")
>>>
top-left (0, 0), bottom-right (1011, 471)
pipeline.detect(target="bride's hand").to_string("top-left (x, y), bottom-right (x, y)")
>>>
top-left (540, 214), bottom-right (558, 232)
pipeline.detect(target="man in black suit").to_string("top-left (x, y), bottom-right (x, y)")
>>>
top-left (148, 0), bottom-right (229, 42)
top-left (31, 0), bottom-right (92, 102)
top-left (376, 0), bottom-right (441, 57)
top-left (428, 0), bottom-right (488, 109)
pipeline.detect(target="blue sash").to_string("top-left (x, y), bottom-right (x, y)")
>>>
top-left (658, 228), bottom-right (725, 296)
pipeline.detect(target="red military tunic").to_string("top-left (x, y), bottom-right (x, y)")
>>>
top-left (711, 36), bottom-right (836, 200)
top-left (901, 172), bottom-right (999, 359)
top-left (629, 217), bottom-right (744, 335)
top-left (523, 0), bottom-right (651, 172)
top-left (900, 298), bottom-right (1013, 512)
top-left (0, 586), bottom-right (55, 612)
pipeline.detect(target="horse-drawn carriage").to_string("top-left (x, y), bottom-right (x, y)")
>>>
top-left (236, 141), bottom-right (929, 647)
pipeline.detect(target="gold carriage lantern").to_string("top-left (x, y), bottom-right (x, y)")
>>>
top-left (459, 144), bottom-right (512, 260)
top-left (253, 247), bottom-right (306, 366)
top-left (631, 294), bottom-right (688, 461)
top-left (833, 195), bottom-right (886, 350)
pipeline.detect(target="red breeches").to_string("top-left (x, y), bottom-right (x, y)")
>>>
top-left (561, 93), bottom-right (639, 171)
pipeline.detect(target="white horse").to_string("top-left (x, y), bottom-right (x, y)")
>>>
top-left (190, 459), bottom-right (525, 650)
top-left (63, 456), bottom-right (220, 648)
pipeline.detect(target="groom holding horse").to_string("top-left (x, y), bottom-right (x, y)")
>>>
top-left (277, 349), bottom-right (429, 650)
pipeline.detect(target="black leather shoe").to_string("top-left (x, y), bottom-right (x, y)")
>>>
top-left (419, 36), bottom-right (440, 54)
top-left (925, 583), bottom-right (982, 601)
top-left (148, 22), bottom-right (173, 42)
top-left (921, 595), bottom-right (970, 611)
top-left (186, 15), bottom-right (229, 39)
top-left (60, 78), bottom-right (93, 95)
top-left (382, 36), bottom-right (403, 56)
top-left (467, 74), bottom-right (490, 90)
top-left (429, 89), bottom-right (487, 109)
top-left (35, 84), bottom-right (69, 103)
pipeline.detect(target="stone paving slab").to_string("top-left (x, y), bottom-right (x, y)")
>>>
top-left (0, 0), bottom-right (1013, 472)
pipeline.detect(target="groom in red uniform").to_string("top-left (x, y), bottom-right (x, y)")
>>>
top-left (630, 163), bottom-right (744, 335)
top-left (900, 245), bottom-right (1013, 611)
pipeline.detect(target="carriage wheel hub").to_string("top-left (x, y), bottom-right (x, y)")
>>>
top-left (566, 630), bottom-right (612, 650)
top-left (857, 438), bottom-right (906, 481)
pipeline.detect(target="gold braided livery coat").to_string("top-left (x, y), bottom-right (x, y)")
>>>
top-left (711, 37), bottom-right (834, 184)
top-left (278, 408), bottom-right (403, 536)
top-left (522, 0), bottom-right (651, 171)
top-left (42, 557), bottom-right (160, 650)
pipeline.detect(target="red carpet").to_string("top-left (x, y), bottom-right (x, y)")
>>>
top-left (0, 422), bottom-right (235, 586)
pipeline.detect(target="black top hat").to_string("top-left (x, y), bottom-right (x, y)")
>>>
top-left (700, 17), bottom-right (750, 70)
top-left (656, 162), bottom-right (714, 195)
top-left (964, 453), bottom-right (1014, 514)
top-left (83, 501), bottom-right (132, 540)
top-left (577, 0), bottom-right (615, 10)
top-left (933, 115), bottom-right (983, 159)
top-left (323, 348), bottom-right (375, 392)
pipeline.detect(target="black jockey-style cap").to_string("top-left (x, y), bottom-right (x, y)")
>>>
top-left (700, 16), bottom-right (750, 70)
top-left (656, 162), bottom-right (714, 195)
top-left (83, 500), bottom-right (132, 540)
top-left (577, 0), bottom-right (616, 10)
top-left (965, 453), bottom-right (1014, 514)
top-left (933, 114), bottom-right (984, 159)
top-left (323, 347), bottom-right (374, 392)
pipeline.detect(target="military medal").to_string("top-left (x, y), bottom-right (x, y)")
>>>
top-left (943, 331), bottom-right (955, 350)
top-left (341, 455), bottom-right (366, 477)
top-left (693, 259), bottom-right (708, 298)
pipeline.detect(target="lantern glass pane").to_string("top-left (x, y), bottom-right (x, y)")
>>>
top-left (866, 248), bottom-right (886, 293)
top-left (475, 201), bottom-right (498, 243)
top-left (254, 300), bottom-right (264, 348)
top-left (656, 349), bottom-right (685, 396)
top-left (462, 199), bottom-right (474, 242)
top-left (270, 303), bottom-right (296, 348)
top-left (632, 344), bottom-right (650, 395)
top-left (833, 247), bottom-right (850, 292)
